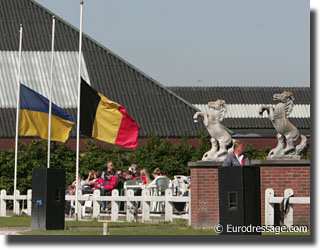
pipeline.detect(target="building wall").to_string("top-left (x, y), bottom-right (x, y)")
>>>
top-left (189, 161), bottom-right (310, 229)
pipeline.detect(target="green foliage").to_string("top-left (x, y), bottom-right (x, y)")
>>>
top-left (0, 136), bottom-right (310, 195)
top-left (243, 143), bottom-right (270, 160)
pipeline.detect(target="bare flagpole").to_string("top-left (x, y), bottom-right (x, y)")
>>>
top-left (75, 0), bottom-right (84, 219)
top-left (47, 15), bottom-right (56, 169)
top-left (13, 24), bottom-right (23, 215)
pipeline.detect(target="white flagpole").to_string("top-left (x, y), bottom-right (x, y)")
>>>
top-left (13, 24), bottom-right (23, 215)
top-left (47, 15), bottom-right (56, 169)
top-left (75, 0), bottom-right (84, 219)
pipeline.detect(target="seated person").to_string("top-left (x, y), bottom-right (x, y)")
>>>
top-left (82, 170), bottom-right (99, 193)
top-left (101, 161), bottom-right (114, 179)
top-left (99, 170), bottom-right (118, 196)
top-left (123, 170), bottom-right (134, 181)
top-left (134, 172), bottom-right (141, 182)
top-left (65, 185), bottom-right (75, 215)
top-left (115, 169), bottom-right (123, 179)
top-left (71, 173), bottom-right (85, 191)
top-left (94, 172), bottom-right (106, 189)
top-left (97, 170), bottom-right (118, 211)
top-left (160, 170), bottom-right (173, 188)
top-left (128, 164), bottom-right (138, 174)
top-left (140, 168), bottom-right (151, 184)
top-left (147, 168), bottom-right (166, 188)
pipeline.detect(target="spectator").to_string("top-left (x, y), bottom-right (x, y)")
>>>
top-left (129, 164), bottom-right (138, 174)
top-left (123, 170), bottom-right (134, 181)
top-left (72, 173), bottom-right (85, 190)
top-left (101, 161), bottom-right (114, 179)
top-left (115, 169), bottom-right (123, 179)
top-left (160, 170), bottom-right (172, 188)
top-left (134, 171), bottom-right (141, 181)
top-left (84, 170), bottom-right (98, 187)
top-left (94, 172), bottom-right (106, 189)
top-left (65, 185), bottom-right (75, 215)
top-left (100, 170), bottom-right (118, 194)
top-left (148, 168), bottom-right (166, 188)
top-left (222, 140), bottom-right (251, 167)
top-left (99, 170), bottom-right (118, 210)
top-left (140, 168), bottom-right (151, 184)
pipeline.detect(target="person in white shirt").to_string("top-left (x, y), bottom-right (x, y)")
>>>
top-left (147, 168), bottom-right (166, 188)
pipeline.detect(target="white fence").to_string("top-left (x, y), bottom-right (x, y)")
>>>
top-left (265, 188), bottom-right (310, 226)
top-left (0, 189), bottom-right (190, 223)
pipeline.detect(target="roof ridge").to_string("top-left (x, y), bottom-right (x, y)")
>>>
top-left (30, 0), bottom-right (199, 112)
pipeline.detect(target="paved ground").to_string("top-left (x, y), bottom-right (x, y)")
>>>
top-left (0, 227), bottom-right (29, 235)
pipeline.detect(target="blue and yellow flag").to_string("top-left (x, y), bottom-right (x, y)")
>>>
top-left (19, 83), bottom-right (75, 143)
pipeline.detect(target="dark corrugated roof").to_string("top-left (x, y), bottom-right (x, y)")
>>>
top-left (167, 86), bottom-right (310, 104)
top-left (0, 0), bottom-right (203, 138)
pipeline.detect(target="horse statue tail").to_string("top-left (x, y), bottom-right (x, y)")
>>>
top-left (295, 134), bottom-right (307, 155)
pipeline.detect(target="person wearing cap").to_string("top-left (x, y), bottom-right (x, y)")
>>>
top-left (222, 140), bottom-right (251, 167)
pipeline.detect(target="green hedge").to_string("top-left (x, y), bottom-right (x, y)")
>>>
top-left (0, 135), bottom-right (310, 195)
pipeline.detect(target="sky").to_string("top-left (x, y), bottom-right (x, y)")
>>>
top-left (34, 0), bottom-right (309, 87)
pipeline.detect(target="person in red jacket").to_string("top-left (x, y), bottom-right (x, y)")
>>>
top-left (99, 170), bottom-right (118, 211)
top-left (101, 170), bottom-right (118, 193)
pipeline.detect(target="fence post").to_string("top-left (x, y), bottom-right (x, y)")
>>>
top-left (92, 189), bottom-right (100, 218)
top-left (27, 190), bottom-right (32, 216)
top-left (76, 190), bottom-right (83, 219)
top-left (141, 189), bottom-right (150, 222)
top-left (284, 188), bottom-right (294, 227)
top-left (165, 189), bottom-right (173, 222)
top-left (126, 189), bottom-right (135, 222)
top-left (111, 189), bottom-right (119, 222)
top-left (0, 190), bottom-right (6, 217)
top-left (188, 189), bottom-right (191, 226)
top-left (265, 188), bottom-right (274, 226)
top-left (14, 190), bottom-right (20, 215)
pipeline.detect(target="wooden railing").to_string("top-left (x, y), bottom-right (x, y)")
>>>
top-left (0, 189), bottom-right (190, 223)
top-left (265, 188), bottom-right (310, 226)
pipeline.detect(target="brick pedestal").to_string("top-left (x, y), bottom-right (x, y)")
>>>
top-left (188, 160), bottom-right (310, 229)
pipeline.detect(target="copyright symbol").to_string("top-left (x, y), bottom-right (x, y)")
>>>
top-left (214, 224), bottom-right (223, 234)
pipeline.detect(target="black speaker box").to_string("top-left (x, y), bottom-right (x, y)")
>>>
top-left (31, 168), bottom-right (65, 231)
top-left (218, 166), bottom-right (261, 235)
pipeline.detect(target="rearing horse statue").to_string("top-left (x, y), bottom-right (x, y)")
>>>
top-left (259, 91), bottom-right (307, 159)
top-left (193, 100), bottom-right (234, 161)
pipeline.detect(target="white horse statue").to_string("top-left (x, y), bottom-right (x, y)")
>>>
top-left (259, 91), bottom-right (307, 159)
top-left (193, 100), bottom-right (234, 161)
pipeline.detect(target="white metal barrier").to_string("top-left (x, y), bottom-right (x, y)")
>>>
top-left (265, 188), bottom-right (310, 226)
top-left (0, 189), bottom-right (190, 224)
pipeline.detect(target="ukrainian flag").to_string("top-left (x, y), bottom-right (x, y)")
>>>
top-left (80, 78), bottom-right (140, 149)
top-left (19, 83), bottom-right (75, 143)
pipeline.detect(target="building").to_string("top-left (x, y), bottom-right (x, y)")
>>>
top-left (0, 0), bottom-right (203, 150)
top-left (0, 0), bottom-right (310, 151)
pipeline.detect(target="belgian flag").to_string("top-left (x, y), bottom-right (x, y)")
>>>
top-left (19, 83), bottom-right (75, 143)
top-left (80, 78), bottom-right (140, 149)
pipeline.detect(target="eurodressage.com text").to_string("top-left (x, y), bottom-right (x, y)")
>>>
top-left (225, 225), bottom-right (308, 234)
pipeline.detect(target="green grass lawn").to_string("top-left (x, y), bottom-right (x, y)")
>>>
top-left (0, 215), bottom-right (310, 236)
top-left (23, 228), bottom-right (217, 235)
